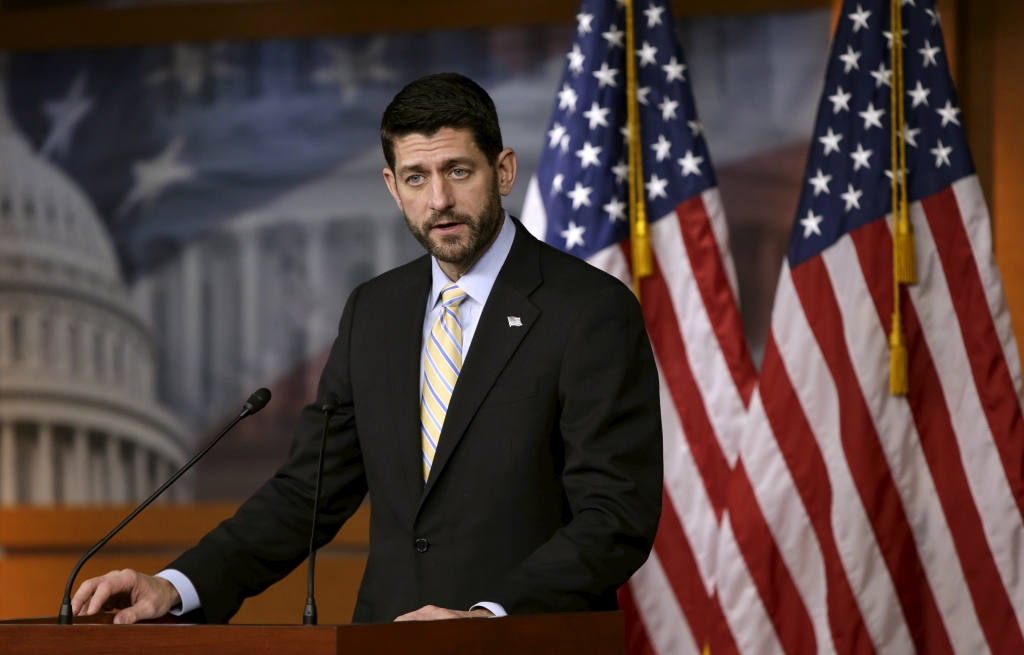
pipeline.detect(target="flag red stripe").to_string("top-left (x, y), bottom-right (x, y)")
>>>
top-left (728, 459), bottom-right (817, 655)
top-left (675, 196), bottom-right (758, 405)
top-left (791, 257), bottom-right (956, 655)
top-left (651, 490), bottom-right (712, 642)
top-left (618, 584), bottom-right (660, 655)
top-left (758, 333), bottom-right (877, 655)
top-left (850, 219), bottom-right (1024, 653)
top-left (628, 243), bottom-right (732, 516)
top-left (921, 188), bottom-right (1024, 520)
top-left (707, 591), bottom-right (740, 655)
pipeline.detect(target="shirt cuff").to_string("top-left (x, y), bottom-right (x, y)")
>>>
top-left (469, 601), bottom-right (507, 617)
top-left (155, 569), bottom-right (201, 616)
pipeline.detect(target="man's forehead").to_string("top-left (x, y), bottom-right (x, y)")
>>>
top-left (393, 127), bottom-right (485, 168)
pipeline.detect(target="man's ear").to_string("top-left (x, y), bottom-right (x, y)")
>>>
top-left (382, 166), bottom-right (404, 212)
top-left (495, 148), bottom-right (517, 197)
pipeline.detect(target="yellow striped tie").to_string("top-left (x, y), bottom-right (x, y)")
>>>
top-left (421, 283), bottom-right (468, 481)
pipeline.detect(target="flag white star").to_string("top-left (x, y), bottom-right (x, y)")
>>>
top-left (550, 173), bottom-right (565, 195)
top-left (902, 0), bottom-right (916, 6)
top-left (858, 102), bottom-right (886, 130)
top-left (687, 119), bottom-right (703, 136)
top-left (566, 44), bottom-right (585, 75)
top-left (602, 24), bottom-right (625, 49)
top-left (560, 134), bottom-right (571, 153)
top-left (636, 86), bottom-right (652, 106)
top-left (919, 40), bottom-right (941, 67)
top-left (819, 127), bottom-right (844, 155)
top-left (839, 45), bottom-right (862, 73)
top-left (883, 28), bottom-right (908, 49)
top-left (662, 56), bottom-right (686, 83)
top-left (576, 141), bottom-right (603, 168)
top-left (931, 139), bottom-right (953, 167)
top-left (592, 62), bottom-right (619, 88)
top-left (871, 63), bottom-right (893, 88)
top-left (583, 102), bottom-right (611, 130)
top-left (850, 142), bottom-right (873, 171)
top-left (645, 173), bottom-right (669, 199)
top-left (118, 135), bottom-right (195, 216)
top-left (576, 11), bottom-right (595, 36)
top-left (829, 86), bottom-right (852, 113)
top-left (903, 123), bottom-right (922, 147)
top-left (925, 7), bottom-right (941, 25)
top-left (907, 81), bottom-right (931, 108)
top-left (848, 4), bottom-right (872, 32)
top-left (567, 182), bottom-right (594, 209)
top-left (651, 134), bottom-right (672, 162)
top-left (644, 2), bottom-right (666, 28)
top-left (547, 122), bottom-right (567, 149)
top-left (636, 41), bottom-right (659, 67)
top-left (840, 183), bottom-right (863, 211)
top-left (808, 168), bottom-right (833, 196)
top-left (604, 196), bottom-right (627, 222)
top-left (620, 125), bottom-right (631, 144)
top-left (800, 209), bottom-right (824, 238)
top-left (40, 71), bottom-right (94, 160)
top-left (612, 160), bottom-right (629, 184)
top-left (677, 150), bottom-right (704, 177)
top-left (936, 100), bottom-right (961, 127)
top-left (658, 97), bottom-right (679, 121)
top-left (561, 220), bottom-right (587, 249)
top-left (557, 83), bottom-right (578, 114)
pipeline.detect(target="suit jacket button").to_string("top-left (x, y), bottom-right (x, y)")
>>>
top-left (415, 538), bottom-right (429, 553)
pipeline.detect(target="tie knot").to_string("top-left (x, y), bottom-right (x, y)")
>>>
top-left (441, 284), bottom-right (468, 308)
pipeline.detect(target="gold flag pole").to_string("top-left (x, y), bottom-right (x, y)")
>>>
top-left (889, 0), bottom-right (915, 395)
top-left (624, 0), bottom-right (653, 301)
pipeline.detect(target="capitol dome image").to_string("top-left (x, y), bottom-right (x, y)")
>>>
top-left (0, 76), bottom-right (187, 506)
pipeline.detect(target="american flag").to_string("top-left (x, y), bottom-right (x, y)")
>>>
top-left (715, 0), bottom-right (1024, 653)
top-left (520, 1), bottom-right (756, 653)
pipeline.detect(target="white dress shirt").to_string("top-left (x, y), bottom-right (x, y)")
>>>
top-left (159, 213), bottom-right (516, 618)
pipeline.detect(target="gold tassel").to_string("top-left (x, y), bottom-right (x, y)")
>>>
top-left (893, 205), bottom-right (917, 285)
top-left (624, 0), bottom-right (652, 299)
top-left (632, 210), bottom-right (653, 280)
top-left (887, 0), bottom-right (913, 395)
top-left (889, 307), bottom-right (909, 395)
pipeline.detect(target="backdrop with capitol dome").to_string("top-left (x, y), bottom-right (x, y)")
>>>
top-left (1, 11), bottom-right (832, 505)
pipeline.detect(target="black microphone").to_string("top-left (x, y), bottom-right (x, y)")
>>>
top-left (303, 392), bottom-right (340, 626)
top-left (58, 388), bottom-right (272, 625)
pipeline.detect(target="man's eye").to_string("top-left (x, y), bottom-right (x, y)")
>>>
top-left (407, 175), bottom-right (423, 184)
top-left (452, 169), bottom-right (468, 178)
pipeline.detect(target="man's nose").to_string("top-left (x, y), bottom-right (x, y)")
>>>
top-left (427, 176), bottom-right (455, 212)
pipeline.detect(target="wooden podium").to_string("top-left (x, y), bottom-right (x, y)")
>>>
top-left (0, 611), bottom-right (624, 654)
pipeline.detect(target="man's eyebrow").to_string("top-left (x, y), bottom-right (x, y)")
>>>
top-left (397, 158), bottom-right (477, 177)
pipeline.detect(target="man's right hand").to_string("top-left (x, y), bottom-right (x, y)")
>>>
top-left (71, 569), bottom-right (181, 625)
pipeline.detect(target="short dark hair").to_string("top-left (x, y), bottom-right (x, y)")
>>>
top-left (381, 72), bottom-right (503, 171)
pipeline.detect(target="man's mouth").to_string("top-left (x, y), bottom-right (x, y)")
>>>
top-left (431, 221), bottom-right (465, 234)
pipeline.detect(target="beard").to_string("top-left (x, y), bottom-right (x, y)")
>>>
top-left (403, 183), bottom-right (505, 267)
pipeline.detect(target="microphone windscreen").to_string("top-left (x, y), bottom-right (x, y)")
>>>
top-left (243, 388), bottom-right (272, 415)
top-left (321, 392), bottom-right (341, 415)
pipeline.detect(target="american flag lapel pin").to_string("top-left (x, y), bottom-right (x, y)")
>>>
top-left (507, 316), bottom-right (522, 327)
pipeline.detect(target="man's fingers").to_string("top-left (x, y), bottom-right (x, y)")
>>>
top-left (75, 570), bottom-right (136, 616)
top-left (71, 577), bottom-right (100, 615)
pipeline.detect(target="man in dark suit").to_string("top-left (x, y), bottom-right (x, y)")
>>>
top-left (72, 73), bottom-right (662, 624)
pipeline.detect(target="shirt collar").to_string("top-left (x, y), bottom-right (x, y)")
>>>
top-left (428, 212), bottom-right (515, 309)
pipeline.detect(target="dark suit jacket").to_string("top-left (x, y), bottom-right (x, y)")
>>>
top-left (168, 218), bottom-right (663, 623)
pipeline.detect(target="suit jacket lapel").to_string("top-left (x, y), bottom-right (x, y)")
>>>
top-left (420, 221), bottom-right (543, 508)
top-left (385, 255), bottom-right (433, 508)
